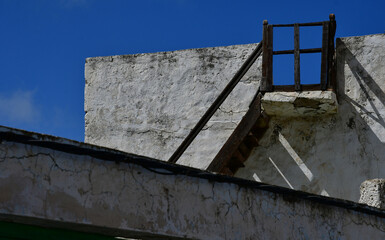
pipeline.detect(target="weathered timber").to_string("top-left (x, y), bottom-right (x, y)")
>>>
top-left (249, 112), bottom-right (270, 141)
top-left (243, 133), bottom-right (259, 149)
top-left (328, 14), bottom-right (337, 92)
top-left (233, 149), bottom-right (246, 163)
top-left (238, 142), bottom-right (251, 159)
top-left (167, 41), bottom-right (263, 163)
top-left (221, 167), bottom-right (233, 176)
top-left (267, 25), bottom-right (273, 90)
top-left (273, 84), bottom-right (335, 92)
top-left (206, 92), bottom-right (262, 173)
top-left (320, 21), bottom-right (329, 90)
top-left (273, 48), bottom-right (322, 55)
top-left (272, 22), bottom-right (324, 27)
top-left (294, 23), bottom-right (301, 91)
top-left (261, 20), bottom-right (271, 91)
top-left (263, 15), bottom-right (336, 92)
top-left (228, 157), bottom-right (245, 173)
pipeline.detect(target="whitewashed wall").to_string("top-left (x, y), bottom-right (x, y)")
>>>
top-left (85, 34), bottom-right (385, 203)
top-left (84, 44), bottom-right (261, 169)
top-left (236, 34), bottom-right (385, 202)
top-left (1, 126), bottom-right (384, 239)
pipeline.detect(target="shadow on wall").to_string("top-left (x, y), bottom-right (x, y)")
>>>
top-left (236, 36), bottom-right (385, 202)
top-left (340, 41), bottom-right (385, 129)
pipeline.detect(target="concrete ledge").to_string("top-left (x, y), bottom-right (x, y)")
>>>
top-left (262, 91), bottom-right (338, 117)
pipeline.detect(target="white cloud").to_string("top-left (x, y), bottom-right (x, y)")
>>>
top-left (0, 90), bottom-right (41, 124)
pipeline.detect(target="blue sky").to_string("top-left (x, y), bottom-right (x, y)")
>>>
top-left (0, 0), bottom-right (384, 142)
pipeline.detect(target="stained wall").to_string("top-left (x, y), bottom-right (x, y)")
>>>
top-left (1, 126), bottom-right (384, 239)
top-left (236, 34), bottom-right (385, 202)
top-left (84, 44), bottom-right (261, 169)
top-left (85, 34), bottom-right (385, 202)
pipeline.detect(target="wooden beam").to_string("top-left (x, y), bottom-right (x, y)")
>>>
top-left (294, 23), bottom-right (301, 91)
top-left (243, 133), bottom-right (259, 149)
top-left (320, 21), bottom-right (329, 91)
top-left (220, 167), bottom-right (234, 176)
top-left (273, 84), bottom-right (331, 92)
top-left (261, 20), bottom-right (270, 92)
top-left (207, 93), bottom-right (262, 173)
top-left (261, 21), bottom-right (273, 92)
top-left (267, 25), bottom-right (273, 90)
top-left (167, 41), bottom-right (263, 163)
top-left (238, 142), bottom-right (251, 159)
top-left (273, 48), bottom-right (322, 55)
top-left (232, 149), bottom-right (246, 163)
top-left (271, 21), bottom-right (324, 27)
top-left (328, 14), bottom-right (337, 92)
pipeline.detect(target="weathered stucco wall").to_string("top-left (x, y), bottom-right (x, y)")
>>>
top-left (85, 34), bottom-right (385, 203)
top-left (85, 44), bottom-right (261, 169)
top-left (1, 126), bottom-right (385, 239)
top-left (236, 33), bottom-right (385, 202)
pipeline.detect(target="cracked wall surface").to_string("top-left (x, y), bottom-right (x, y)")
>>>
top-left (85, 34), bottom-right (385, 203)
top-left (1, 126), bottom-right (385, 239)
top-left (236, 34), bottom-right (385, 202)
top-left (85, 44), bottom-right (261, 169)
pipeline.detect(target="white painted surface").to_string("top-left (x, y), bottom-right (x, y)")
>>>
top-left (1, 127), bottom-right (384, 239)
top-left (236, 34), bottom-right (385, 202)
top-left (85, 33), bottom-right (385, 203)
top-left (85, 44), bottom-right (261, 169)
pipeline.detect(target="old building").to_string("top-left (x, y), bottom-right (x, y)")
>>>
top-left (1, 17), bottom-right (385, 239)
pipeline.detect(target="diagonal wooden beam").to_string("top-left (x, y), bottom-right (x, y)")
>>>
top-left (206, 91), bottom-right (262, 173)
top-left (168, 42), bottom-right (263, 164)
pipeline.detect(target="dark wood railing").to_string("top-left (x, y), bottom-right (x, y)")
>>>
top-left (168, 15), bottom-right (336, 165)
top-left (260, 14), bottom-right (336, 92)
